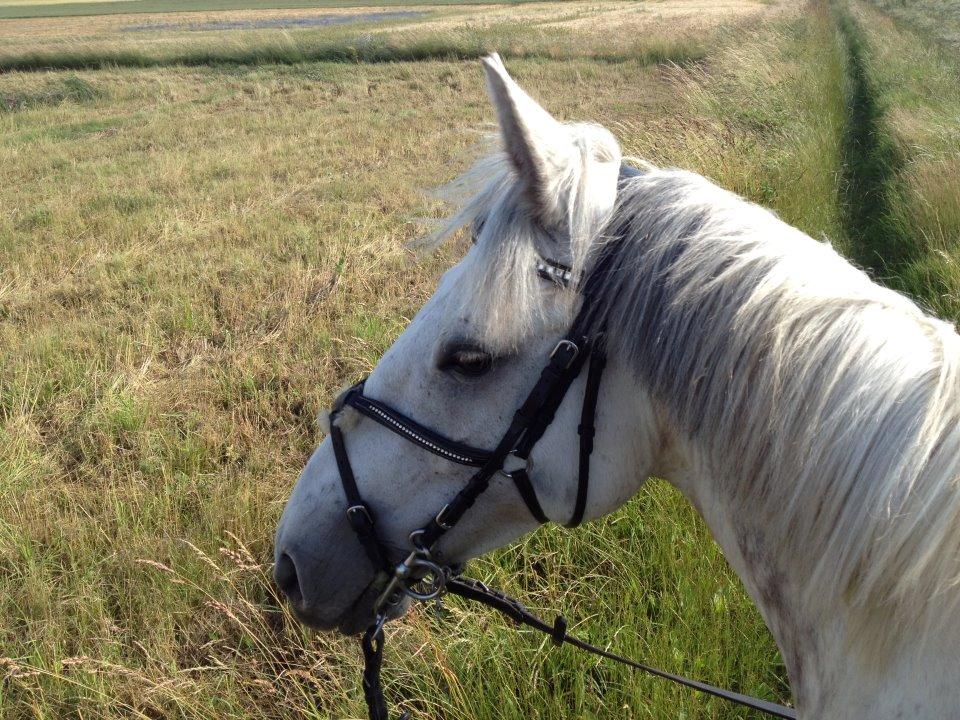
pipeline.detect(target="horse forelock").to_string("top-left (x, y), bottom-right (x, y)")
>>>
top-left (428, 136), bottom-right (617, 351)
top-left (431, 151), bottom-right (960, 642)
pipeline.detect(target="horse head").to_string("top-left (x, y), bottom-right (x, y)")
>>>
top-left (273, 54), bottom-right (656, 633)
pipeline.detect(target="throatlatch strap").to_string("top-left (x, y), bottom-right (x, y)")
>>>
top-left (567, 347), bottom-right (606, 528)
top-left (507, 337), bottom-right (593, 527)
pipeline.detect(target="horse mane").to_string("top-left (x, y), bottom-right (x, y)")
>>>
top-left (434, 152), bottom-right (960, 641)
top-left (601, 170), bottom-right (960, 635)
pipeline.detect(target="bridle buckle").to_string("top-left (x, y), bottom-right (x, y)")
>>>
top-left (550, 339), bottom-right (580, 369)
top-left (434, 504), bottom-right (453, 530)
top-left (346, 503), bottom-right (374, 526)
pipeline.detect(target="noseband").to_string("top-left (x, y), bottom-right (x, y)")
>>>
top-left (323, 165), bottom-right (796, 720)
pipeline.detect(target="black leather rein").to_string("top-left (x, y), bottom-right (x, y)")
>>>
top-left (324, 165), bottom-right (796, 720)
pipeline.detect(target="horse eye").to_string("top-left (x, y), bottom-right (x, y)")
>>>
top-left (439, 346), bottom-right (493, 378)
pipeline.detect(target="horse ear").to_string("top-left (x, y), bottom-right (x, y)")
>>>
top-left (482, 53), bottom-right (574, 222)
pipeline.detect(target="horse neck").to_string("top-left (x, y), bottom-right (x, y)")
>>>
top-left (655, 427), bottom-right (959, 720)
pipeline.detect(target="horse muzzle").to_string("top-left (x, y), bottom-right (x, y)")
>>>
top-left (274, 549), bottom-right (411, 634)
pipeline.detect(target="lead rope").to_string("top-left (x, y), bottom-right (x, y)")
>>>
top-left (445, 577), bottom-right (797, 720)
top-left (358, 576), bottom-right (796, 720)
top-left (361, 625), bottom-right (409, 720)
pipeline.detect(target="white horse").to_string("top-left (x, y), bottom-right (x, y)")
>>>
top-left (274, 54), bottom-right (960, 719)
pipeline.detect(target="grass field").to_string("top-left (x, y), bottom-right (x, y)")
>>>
top-left (1, 0), bottom-right (958, 718)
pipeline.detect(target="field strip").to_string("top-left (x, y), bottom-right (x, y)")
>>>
top-left (0, 0), bottom-right (506, 20)
top-left (0, 0), bottom-right (133, 6)
top-left (0, 19), bottom-right (719, 72)
top-left (832, 0), bottom-right (960, 322)
top-left (834, 1), bottom-right (909, 275)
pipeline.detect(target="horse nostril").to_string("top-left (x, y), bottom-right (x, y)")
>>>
top-left (274, 552), bottom-right (303, 605)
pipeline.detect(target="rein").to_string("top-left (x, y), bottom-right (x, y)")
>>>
top-left (326, 166), bottom-right (796, 720)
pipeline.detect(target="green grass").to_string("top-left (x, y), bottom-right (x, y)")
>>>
top-left (0, 75), bottom-right (103, 111)
top-left (1, 0), bottom-right (956, 717)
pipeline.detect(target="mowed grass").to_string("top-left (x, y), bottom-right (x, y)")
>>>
top-left (867, 0), bottom-right (960, 55)
top-left (0, 0), bottom-right (492, 21)
top-left (2, 0), bottom-right (955, 718)
top-left (0, 2), bottom-right (730, 73)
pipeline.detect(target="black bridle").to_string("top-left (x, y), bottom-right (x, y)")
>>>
top-left (325, 166), bottom-right (797, 720)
